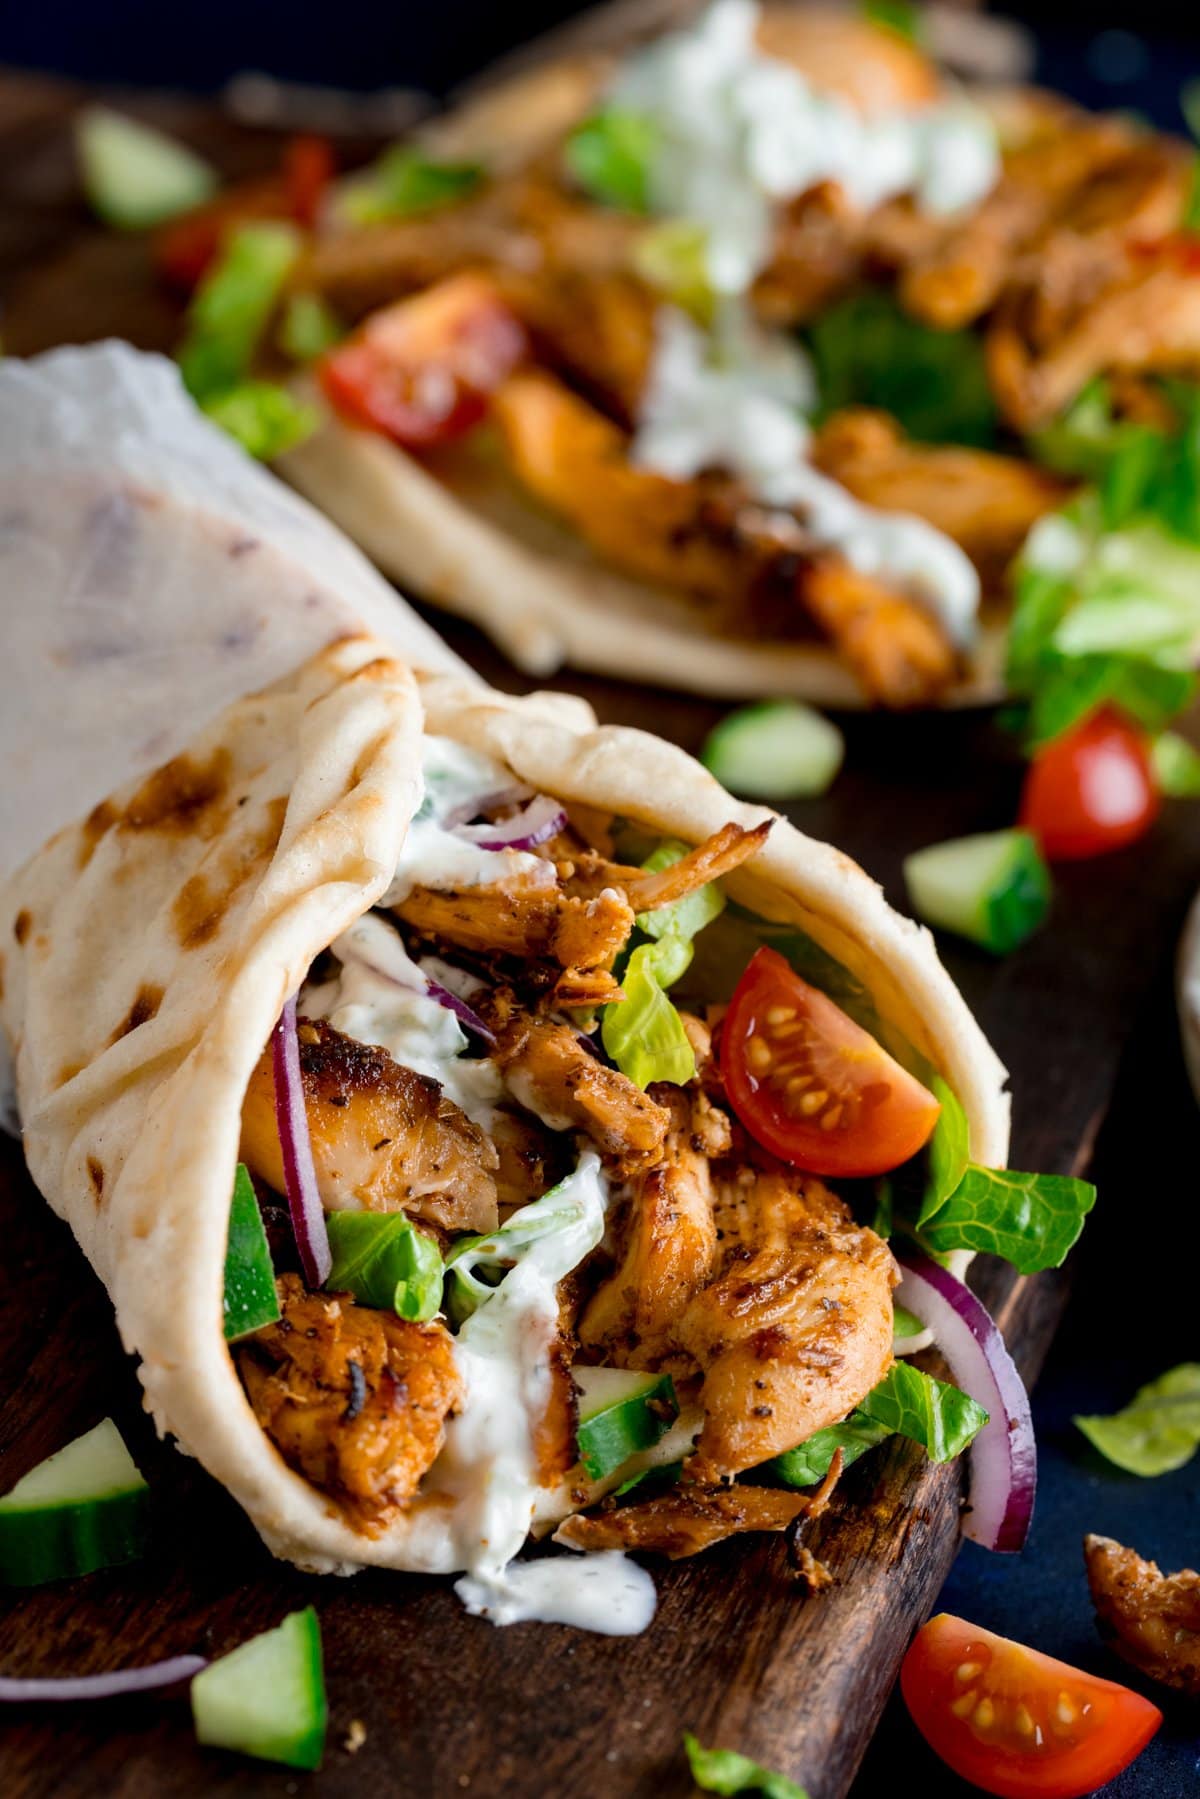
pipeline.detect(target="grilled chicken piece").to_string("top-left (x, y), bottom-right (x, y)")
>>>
top-left (564, 822), bottom-right (772, 914)
top-left (395, 875), bottom-right (634, 1003)
top-left (1085, 1534), bottom-right (1200, 1696)
top-left (240, 1017), bottom-right (498, 1233)
top-left (554, 1481), bottom-right (814, 1558)
top-left (989, 243), bottom-right (1200, 430)
top-left (813, 409), bottom-right (1071, 583)
top-left (240, 1274), bottom-right (462, 1535)
top-left (679, 1168), bottom-right (897, 1477)
top-left (483, 989), bottom-right (670, 1172)
top-left (578, 1084), bottom-right (724, 1366)
top-left (489, 1106), bottom-right (572, 1217)
top-left (801, 558), bottom-right (958, 708)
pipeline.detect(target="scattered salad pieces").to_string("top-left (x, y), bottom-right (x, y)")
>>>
top-left (324, 1210), bottom-right (444, 1322)
top-left (200, 381), bottom-right (318, 462)
top-left (908, 1082), bottom-right (1095, 1275)
top-left (278, 291), bottom-right (343, 364)
top-left (0, 1655), bottom-right (206, 1705)
top-left (222, 1163), bottom-right (280, 1341)
top-left (901, 1613), bottom-right (1162, 1799)
top-left (808, 289), bottom-right (997, 448)
top-left (334, 147), bottom-right (482, 227)
top-left (1075, 1363), bottom-right (1200, 1477)
top-left (1019, 706), bottom-right (1160, 861)
top-left (191, 1606), bottom-right (327, 1772)
top-left (904, 829), bottom-right (1051, 955)
top-left (575, 1369), bottom-right (680, 1480)
top-left (700, 701), bottom-right (844, 801)
top-left (772, 1361), bottom-right (988, 1488)
top-left (1151, 729), bottom-right (1200, 797)
top-left (602, 936), bottom-right (696, 1088)
top-left (720, 947), bottom-right (940, 1178)
top-left (0, 1418), bottom-right (150, 1587)
top-left (76, 106), bottom-right (217, 230)
top-left (684, 1733), bottom-right (809, 1799)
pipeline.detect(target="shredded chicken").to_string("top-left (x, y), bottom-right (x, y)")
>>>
top-left (578, 1084), bottom-right (724, 1366)
top-left (1085, 1534), bottom-right (1200, 1696)
top-left (553, 1480), bottom-right (815, 1558)
top-left (240, 1274), bottom-right (462, 1535)
top-left (482, 988), bottom-right (670, 1172)
top-left (801, 558), bottom-right (959, 709)
top-left (240, 1017), bottom-right (498, 1233)
top-left (813, 408), bottom-right (1072, 584)
top-left (489, 1105), bottom-right (571, 1217)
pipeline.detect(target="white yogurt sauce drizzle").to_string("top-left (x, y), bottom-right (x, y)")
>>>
top-left (383, 735), bottom-right (557, 905)
top-left (611, 0), bottom-right (999, 295)
top-left (634, 307), bottom-right (981, 644)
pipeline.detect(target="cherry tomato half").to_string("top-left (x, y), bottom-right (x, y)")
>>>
top-left (901, 1613), bottom-right (1162, 1799)
top-left (1019, 708), bottom-right (1160, 862)
top-left (719, 946), bottom-right (940, 1178)
top-left (318, 273), bottom-right (527, 448)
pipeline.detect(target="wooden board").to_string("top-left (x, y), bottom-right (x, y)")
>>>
top-left (1, 69), bottom-right (1199, 1799)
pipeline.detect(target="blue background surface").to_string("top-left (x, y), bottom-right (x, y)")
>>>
top-left (1, 4), bottom-right (1198, 1793)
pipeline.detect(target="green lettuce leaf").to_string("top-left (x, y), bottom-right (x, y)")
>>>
top-left (861, 0), bottom-right (922, 42)
top-left (601, 936), bottom-right (696, 1089)
top-left (200, 381), bottom-right (319, 460)
top-left (920, 1076), bottom-right (970, 1224)
top-left (325, 1211), bottom-right (444, 1321)
top-left (1152, 730), bottom-right (1200, 796)
top-left (1075, 1364), bottom-right (1200, 1476)
top-left (444, 1172), bottom-right (595, 1323)
top-left (279, 291), bottom-right (343, 363)
top-left (635, 839), bottom-right (727, 943)
top-left (564, 108), bottom-right (657, 212)
top-left (338, 148), bottom-right (482, 225)
top-left (178, 221), bottom-right (301, 401)
top-left (684, 1736), bottom-right (809, 1799)
top-left (808, 289), bottom-right (997, 447)
top-left (772, 1360), bottom-right (988, 1487)
top-left (919, 1164), bottom-right (1096, 1273)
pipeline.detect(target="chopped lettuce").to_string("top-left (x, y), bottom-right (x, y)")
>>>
top-left (635, 839), bottom-right (726, 943)
top-left (631, 221), bottom-right (714, 322)
top-left (772, 1361), bottom-right (989, 1488)
top-left (601, 936), bottom-right (696, 1089)
top-left (336, 148), bottom-right (482, 226)
top-left (684, 1736), bottom-right (809, 1799)
top-left (178, 222), bottom-right (301, 402)
top-left (807, 289), bottom-right (997, 447)
top-left (325, 1211), bottom-right (444, 1321)
top-left (279, 291), bottom-right (343, 363)
top-left (907, 1080), bottom-right (1095, 1273)
top-left (1075, 1364), bottom-right (1200, 1476)
top-left (564, 108), bottom-right (657, 212)
top-left (200, 382), bottom-right (319, 460)
top-left (861, 0), bottom-right (922, 42)
top-left (1152, 730), bottom-right (1200, 796)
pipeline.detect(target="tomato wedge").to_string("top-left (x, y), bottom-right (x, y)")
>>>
top-left (318, 273), bottom-right (528, 448)
top-left (902, 1614), bottom-right (1162, 1799)
top-left (1020, 708), bottom-right (1159, 862)
top-left (719, 946), bottom-right (940, 1177)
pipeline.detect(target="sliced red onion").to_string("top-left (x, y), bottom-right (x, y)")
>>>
top-left (0, 1655), bottom-right (206, 1703)
top-left (273, 995), bottom-right (332, 1289)
top-left (425, 980), bottom-right (496, 1047)
top-left (895, 1250), bottom-right (1036, 1554)
top-left (456, 793), bottom-right (567, 852)
top-left (442, 785), bottom-right (530, 830)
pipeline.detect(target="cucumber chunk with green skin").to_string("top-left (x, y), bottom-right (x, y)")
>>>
top-left (192, 1607), bottom-right (327, 1772)
top-left (904, 829), bottom-right (1052, 954)
top-left (574, 1368), bottom-right (679, 1480)
top-left (224, 1164), bottom-right (280, 1342)
top-left (0, 1418), bottom-right (150, 1587)
top-left (700, 701), bottom-right (844, 801)
top-left (76, 107), bottom-right (217, 229)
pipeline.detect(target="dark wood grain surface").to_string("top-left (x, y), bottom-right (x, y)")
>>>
top-left (1, 68), bottom-right (1198, 1799)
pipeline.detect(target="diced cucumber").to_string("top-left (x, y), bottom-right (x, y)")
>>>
top-left (904, 828), bottom-right (1051, 955)
top-left (574, 1367), bottom-right (679, 1480)
top-left (191, 1607), bottom-right (327, 1772)
top-left (0, 1418), bottom-right (150, 1587)
top-left (700, 701), bottom-right (844, 801)
top-left (75, 107), bottom-right (217, 230)
top-left (223, 1164), bottom-right (280, 1342)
